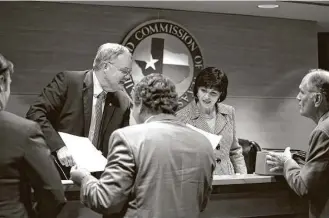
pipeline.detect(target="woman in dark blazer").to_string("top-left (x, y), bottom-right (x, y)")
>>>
top-left (177, 67), bottom-right (247, 175)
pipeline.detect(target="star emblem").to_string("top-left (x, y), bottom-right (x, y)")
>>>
top-left (145, 54), bottom-right (158, 70)
top-left (135, 37), bottom-right (164, 76)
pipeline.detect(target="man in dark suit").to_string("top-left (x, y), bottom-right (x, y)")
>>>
top-left (26, 43), bottom-right (132, 178)
top-left (266, 69), bottom-right (329, 218)
top-left (0, 53), bottom-right (66, 218)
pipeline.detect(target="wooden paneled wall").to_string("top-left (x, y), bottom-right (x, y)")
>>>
top-left (318, 32), bottom-right (329, 71)
top-left (0, 2), bottom-right (318, 151)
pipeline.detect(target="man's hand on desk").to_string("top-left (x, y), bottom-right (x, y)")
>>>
top-left (57, 146), bottom-right (75, 167)
top-left (266, 147), bottom-right (292, 172)
top-left (70, 165), bottom-right (91, 186)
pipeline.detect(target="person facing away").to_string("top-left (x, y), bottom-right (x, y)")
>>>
top-left (26, 43), bottom-right (132, 178)
top-left (266, 69), bottom-right (329, 218)
top-left (0, 53), bottom-right (66, 218)
top-left (176, 67), bottom-right (247, 175)
top-left (70, 73), bottom-right (216, 218)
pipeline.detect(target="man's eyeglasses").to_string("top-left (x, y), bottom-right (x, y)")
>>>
top-left (108, 62), bottom-right (132, 76)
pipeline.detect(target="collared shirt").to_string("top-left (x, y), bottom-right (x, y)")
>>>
top-left (88, 72), bottom-right (107, 142)
top-left (144, 114), bottom-right (177, 124)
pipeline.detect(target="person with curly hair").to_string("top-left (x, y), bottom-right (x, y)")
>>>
top-left (70, 73), bottom-right (216, 218)
top-left (177, 67), bottom-right (247, 175)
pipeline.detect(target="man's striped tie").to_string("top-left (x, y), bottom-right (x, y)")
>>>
top-left (92, 91), bottom-right (106, 147)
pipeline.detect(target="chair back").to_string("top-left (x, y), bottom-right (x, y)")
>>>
top-left (238, 138), bottom-right (262, 174)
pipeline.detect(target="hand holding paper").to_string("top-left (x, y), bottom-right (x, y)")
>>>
top-left (58, 132), bottom-right (107, 172)
top-left (56, 146), bottom-right (75, 167)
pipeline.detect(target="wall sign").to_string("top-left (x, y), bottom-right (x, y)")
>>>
top-left (122, 19), bottom-right (204, 109)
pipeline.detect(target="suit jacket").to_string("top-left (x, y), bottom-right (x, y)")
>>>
top-left (283, 112), bottom-right (329, 218)
top-left (176, 100), bottom-right (247, 175)
top-left (79, 114), bottom-right (216, 218)
top-left (0, 111), bottom-right (66, 218)
top-left (26, 70), bottom-right (130, 175)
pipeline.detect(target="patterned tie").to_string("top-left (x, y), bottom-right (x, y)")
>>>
top-left (92, 91), bottom-right (106, 147)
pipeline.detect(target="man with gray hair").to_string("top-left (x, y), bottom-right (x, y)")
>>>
top-left (26, 43), bottom-right (132, 179)
top-left (266, 69), bottom-right (329, 218)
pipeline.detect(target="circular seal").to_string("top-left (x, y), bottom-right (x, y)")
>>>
top-left (122, 19), bottom-right (204, 110)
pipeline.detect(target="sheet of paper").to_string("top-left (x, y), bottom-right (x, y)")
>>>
top-left (186, 124), bottom-right (222, 150)
top-left (58, 132), bottom-right (107, 172)
top-left (61, 180), bottom-right (74, 185)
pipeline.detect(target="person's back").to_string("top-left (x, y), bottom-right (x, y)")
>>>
top-left (70, 73), bottom-right (215, 218)
top-left (0, 111), bottom-right (34, 217)
top-left (120, 119), bottom-right (215, 218)
top-left (0, 111), bottom-right (66, 218)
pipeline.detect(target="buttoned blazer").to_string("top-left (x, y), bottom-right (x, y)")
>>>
top-left (176, 100), bottom-right (247, 175)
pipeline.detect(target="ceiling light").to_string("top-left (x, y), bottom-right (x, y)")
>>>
top-left (257, 4), bottom-right (279, 9)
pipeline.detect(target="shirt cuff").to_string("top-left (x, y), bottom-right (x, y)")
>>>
top-left (80, 174), bottom-right (95, 186)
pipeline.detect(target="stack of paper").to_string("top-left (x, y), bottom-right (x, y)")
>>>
top-left (58, 132), bottom-right (107, 172)
top-left (186, 124), bottom-right (222, 150)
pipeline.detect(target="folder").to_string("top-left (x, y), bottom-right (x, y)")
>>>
top-left (58, 132), bottom-right (107, 172)
top-left (186, 124), bottom-right (222, 150)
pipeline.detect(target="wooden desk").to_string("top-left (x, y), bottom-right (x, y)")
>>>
top-left (60, 174), bottom-right (308, 218)
top-left (202, 174), bottom-right (308, 218)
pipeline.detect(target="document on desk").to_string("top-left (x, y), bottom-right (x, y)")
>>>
top-left (58, 132), bottom-right (107, 172)
top-left (186, 124), bottom-right (222, 150)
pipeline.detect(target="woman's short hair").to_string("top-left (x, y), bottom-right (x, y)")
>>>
top-left (193, 67), bottom-right (228, 102)
top-left (132, 73), bottom-right (178, 115)
top-left (0, 53), bottom-right (14, 78)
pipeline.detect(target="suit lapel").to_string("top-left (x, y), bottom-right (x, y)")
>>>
top-left (192, 118), bottom-right (212, 133)
top-left (100, 92), bottom-right (116, 136)
top-left (100, 91), bottom-right (130, 136)
top-left (82, 71), bottom-right (93, 137)
top-left (214, 112), bottom-right (228, 134)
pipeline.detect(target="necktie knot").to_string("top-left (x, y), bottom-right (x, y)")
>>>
top-left (97, 91), bottom-right (106, 100)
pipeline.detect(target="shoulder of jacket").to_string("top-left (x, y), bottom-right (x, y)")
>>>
top-left (0, 111), bottom-right (38, 132)
top-left (176, 101), bottom-right (193, 118)
top-left (217, 103), bottom-right (234, 115)
top-left (315, 119), bottom-right (329, 138)
top-left (62, 70), bottom-right (89, 79)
